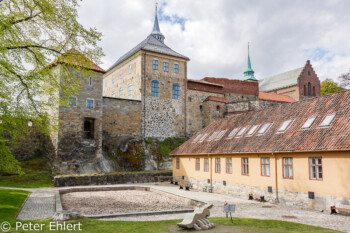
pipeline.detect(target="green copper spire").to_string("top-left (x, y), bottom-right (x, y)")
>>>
top-left (243, 42), bottom-right (257, 81)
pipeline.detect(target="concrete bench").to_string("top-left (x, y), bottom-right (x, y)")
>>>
top-left (249, 194), bottom-right (265, 202)
top-left (331, 206), bottom-right (350, 215)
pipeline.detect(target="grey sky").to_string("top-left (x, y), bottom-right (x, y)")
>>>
top-left (77, 0), bottom-right (350, 82)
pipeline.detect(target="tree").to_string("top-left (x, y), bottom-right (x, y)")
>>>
top-left (320, 78), bottom-right (346, 96)
top-left (0, 0), bottom-right (103, 174)
top-left (338, 70), bottom-right (350, 88)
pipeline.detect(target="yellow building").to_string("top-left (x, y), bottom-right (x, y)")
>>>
top-left (171, 90), bottom-right (350, 211)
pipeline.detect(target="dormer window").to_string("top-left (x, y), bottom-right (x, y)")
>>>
top-left (193, 134), bottom-right (202, 143)
top-left (257, 123), bottom-right (272, 135)
top-left (215, 130), bottom-right (227, 140)
top-left (246, 125), bottom-right (259, 137)
top-left (227, 128), bottom-right (240, 139)
top-left (198, 133), bottom-right (209, 143)
top-left (208, 132), bottom-right (218, 141)
top-left (236, 127), bottom-right (247, 137)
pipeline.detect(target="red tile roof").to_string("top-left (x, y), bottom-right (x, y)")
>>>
top-left (50, 49), bottom-right (106, 74)
top-left (171, 90), bottom-right (350, 155)
top-left (259, 92), bottom-right (296, 103)
top-left (205, 96), bottom-right (229, 103)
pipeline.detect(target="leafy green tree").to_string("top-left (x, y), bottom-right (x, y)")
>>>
top-left (320, 78), bottom-right (346, 95)
top-left (0, 0), bottom-right (103, 174)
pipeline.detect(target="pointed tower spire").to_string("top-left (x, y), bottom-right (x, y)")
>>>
top-left (151, 2), bottom-right (165, 42)
top-left (243, 42), bottom-right (257, 81)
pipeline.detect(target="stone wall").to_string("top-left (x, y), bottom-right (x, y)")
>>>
top-left (102, 97), bottom-right (142, 138)
top-left (54, 171), bottom-right (172, 187)
top-left (202, 100), bottom-right (227, 128)
top-left (142, 53), bottom-right (187, 139)
top-left (186, 89), bottom-right (224, 137)
top-left (173, 175), bottom-right (350, 212)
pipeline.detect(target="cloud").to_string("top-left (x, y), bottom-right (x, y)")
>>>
top-left (77, 0), bottom-right (350, 82)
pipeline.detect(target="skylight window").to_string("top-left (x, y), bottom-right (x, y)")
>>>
top-left (277, 119), bottom-right (294, 133)
top-left (236, 127), bottom-right (247, 137)
top-left (208, 132), bottom-right (218, 141)
top-left (193, 134), bottom-right (202, 143)
top-left (320, 113), bottom-right (336, 127)
top-left (227, 128), bottom-right (240, 139)
top-left (246, 125), bottom-right (259, 136)
top-left (302, 117), bottom-right (316, 129)
top-left (215, 130), bottom-right (227, 140)
top-left (198, 133), bottom-right (209, 142)
top-left (257, 123), bottom-right (272, 135)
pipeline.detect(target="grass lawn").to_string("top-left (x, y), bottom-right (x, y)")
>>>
top-left (0, 157), bottom-right (52, 188)
top-left (0, 189), bottom-right (340, 233)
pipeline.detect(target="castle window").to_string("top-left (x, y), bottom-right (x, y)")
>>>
top-left (200, 105), bottom-right (203, 114)
top-left (174, 63), bottom-right (179, 74)
top-left (89, 77), bottom-right (92, 86)
top-left (112, 75), bottom-right (115, 84)
top-left (215, 158), bottom-right (221, 173)
top-left (309, 157), bottom-right (322, 180)
top-left (320, 113), bottom-right (336, 127)
top-left (226, 158), bottom-right (232, 174)
top-left (105, 79), bottom-right (107, 88)
top-left (128, 64), bottom-right (132, 74)
top-left (151, 80), bottom-right (159, 97)
top-left (163, 62), bottom-right (169, 72)
top-left (195, 158), bottom-right (200, 171)
top-left (120, 70), bottom-right (122, 78)
top-left (304, 85), bottom-right (306, 96)
top-left (313, 86), bottom-right (316, 96)
top-left (119, 88), bottom-right (124, 98)
top-left (128, 85), bottom-right (132, 98)
top-left (261, 158), bottom-right (270, 177)
top-left (188, 97), bottom-right (192, 102)
top-left (172, 83), bottom-right (180, 99)
top-left (153, 59), bottom-right (158, 70)
top-left (87, 99), bottom-right (94, 108)
top-left (283, 157), bottom-right (293, 179)
top-left (83, 118), bottom-right (95, 139)
top-left (69, 97), bottom-right (77, 106)
top-left (216, 106), bottom-right (220, 115)
top-left (204, 158), bottom-right (209, 172)
top-left (308, 82), bottom-right (311, 96)
top-left (241, 157), bottom-right (249, 175)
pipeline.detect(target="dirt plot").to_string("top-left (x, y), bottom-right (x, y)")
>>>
top-left (61, 190), bottom-right (193, 215)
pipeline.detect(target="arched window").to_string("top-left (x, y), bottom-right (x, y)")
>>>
top-left (128, 85), bottom-right (132, 98)
top-left (172, 83), bottom-right (180, 99)
top-left (119, 88), bottom-right (124, 98)
top-left (308, 82), bottom-right (311, 96)
top-left (216, 106), bottom-right (220, 115)
top-left (151, 80), bottom-right (159, 97)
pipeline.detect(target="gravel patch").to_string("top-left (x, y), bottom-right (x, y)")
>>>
top-left (61, 190), bottom-right (193, 215)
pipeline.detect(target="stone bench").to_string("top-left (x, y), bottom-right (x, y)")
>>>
top-left (177, 204), bottom-right (215, 230)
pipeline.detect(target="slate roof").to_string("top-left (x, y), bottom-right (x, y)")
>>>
top-left (205, 96), bottom-right (229, 103)
top-left (259, 67), bottom-right (303, 92)
top-left (50, 49), bottom-right (106, 74)
top-left (171, 90), bottom-right (350, 155)
top-left (259, 92), bottom-right (296, 103)
top-left (107, 35), bottom-right (189, 72)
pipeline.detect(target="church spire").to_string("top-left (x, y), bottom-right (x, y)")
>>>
top-left (243, 42), bottom-right (257, 81)
top-left (151, 3), bottom-right (165, 42)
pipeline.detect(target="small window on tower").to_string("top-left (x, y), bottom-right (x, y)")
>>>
top-left (84, 118), bottom-right (95, 139)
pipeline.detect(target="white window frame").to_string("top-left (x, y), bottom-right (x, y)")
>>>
top-left (257, 123), bottom-right (272, 135)
top-left (319, 113), bottom-right (336, 127)
top-left (277, 119), bottom-right (295, 133)
top-left (207, 132), bottom-right (218, 141)
top-left (215, 130), bottom-right (227, 140)
top-left (227, 128), bottom-right (240, 139)
top-left (236, 127), bottom-right (247, 137)
top-left (193, 134), bottom-right (202, 143)
top-left (246, 125), bottom-right (260, 137)
top-left (302, 117), bottom-right (316, 129)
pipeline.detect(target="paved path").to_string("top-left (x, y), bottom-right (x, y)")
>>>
top-left (1, 184), bottom-right (349, 232)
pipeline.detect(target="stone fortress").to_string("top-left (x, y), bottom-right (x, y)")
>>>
top-left (25, 7), bottom-right (321, 175)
